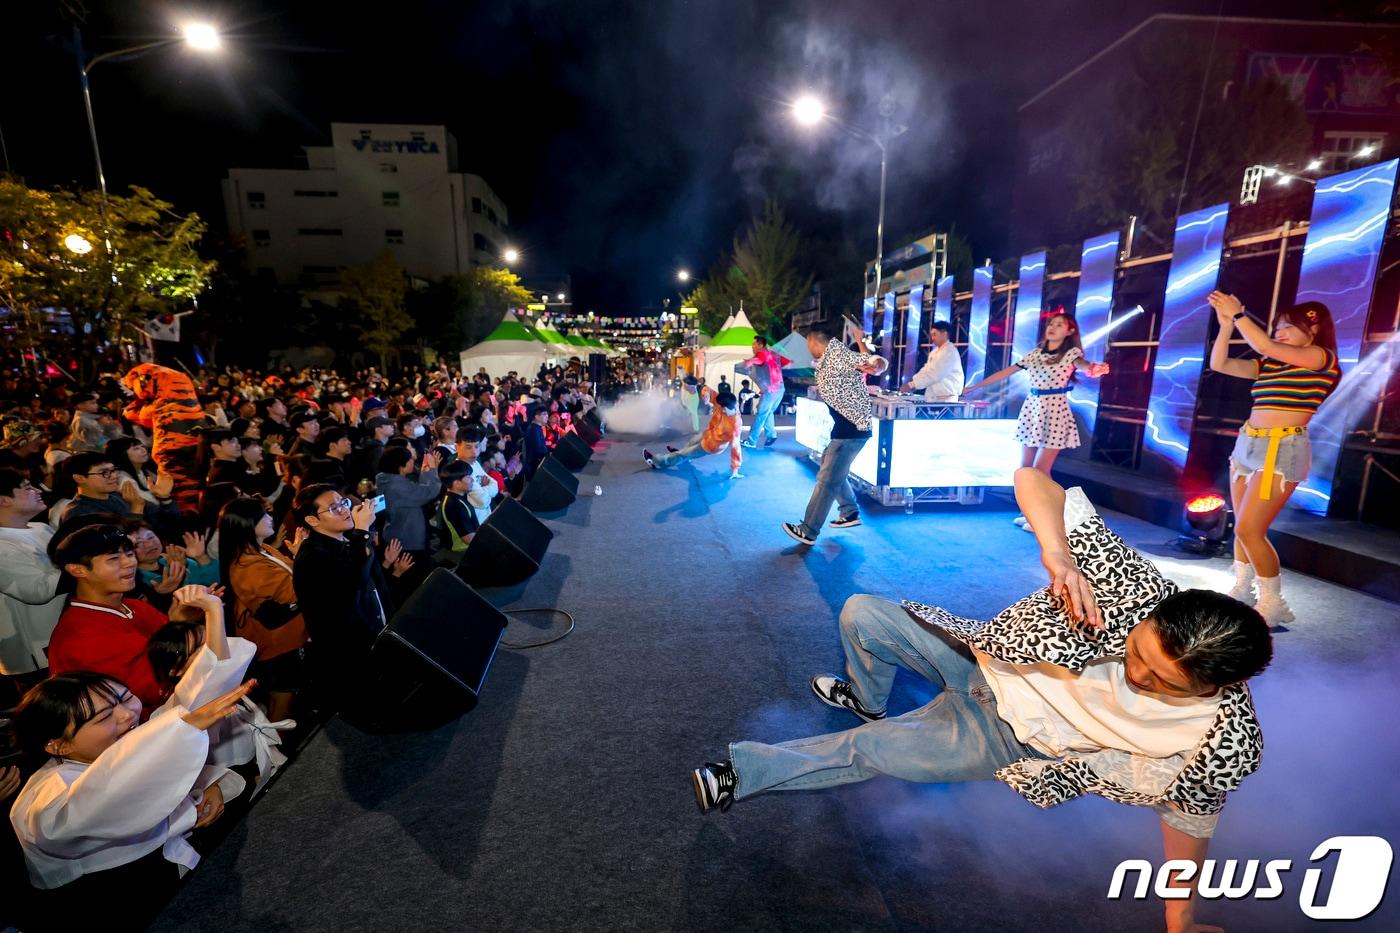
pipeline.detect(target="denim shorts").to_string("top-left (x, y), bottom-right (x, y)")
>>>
top-left (1229, 425), bottom-right (1311, 485)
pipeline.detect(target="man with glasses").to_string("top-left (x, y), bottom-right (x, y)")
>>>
top-left (290, 484), bottom-right (395, 724)
top-left (57, 451), bottom-right (178, 528)
top-left (0, 468), bottom-right (65, 684)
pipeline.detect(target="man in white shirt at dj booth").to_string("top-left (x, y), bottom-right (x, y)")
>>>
top-left (900, 320), bottom-right (964, 401)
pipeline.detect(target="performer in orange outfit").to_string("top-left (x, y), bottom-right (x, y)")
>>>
top-left (643, 388), bottom-right (743, 479)
top-left (121, 364), bottom-right (207, 516)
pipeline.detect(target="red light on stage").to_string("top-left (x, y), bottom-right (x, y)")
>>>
top-left (1186, 494), bottom-right (1226, 514)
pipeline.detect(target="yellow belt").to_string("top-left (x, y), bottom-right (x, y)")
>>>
top-left (1241, 424), bottom-right (1306, 500)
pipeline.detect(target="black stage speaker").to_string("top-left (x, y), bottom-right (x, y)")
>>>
top-left (553, 432), bottom-right (593, 470)
top-left (575, 416), bottom-right (602, 446)
top-left (372, 568), bottom-right (508, 718)
top-left (455, 497), bottom-right (554, 588)
top-left (520, 455), bottom-right (578, 512)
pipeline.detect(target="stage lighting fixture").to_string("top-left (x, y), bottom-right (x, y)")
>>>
top-left (1176, 492), bottom-right (1233, 555)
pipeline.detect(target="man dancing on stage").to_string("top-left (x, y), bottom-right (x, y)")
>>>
top-left (782, 323), bottom-right (886, 545)
top-left (696, 468), bottom-right (1271, 933)
top-left (644, 387), bottom-right (743, 480)
top-left (740, 335), bottom-right (790, 449)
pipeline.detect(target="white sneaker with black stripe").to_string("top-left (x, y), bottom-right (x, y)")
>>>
top-left (692, 760), bottom-right (737, 812)
top-left (830, 513), bottom-right (861, 528)
top-left (810, 675), bottom-right (885, 723)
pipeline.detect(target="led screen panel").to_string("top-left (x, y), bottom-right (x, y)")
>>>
top-left (880, 290), bottom-right (897, 383)
top-left (1289, 158), bottom-right (1399, 513)
top-left (967, 266), bottom-right (993, 386)
top-left (902, 284), bottom-right (925, 388)
top-left (935, 274), bottom-right (953, 322)
top-left (1066, 231), bottom-right (1120, 437)
top-left (794, 397), bottom-right (879, 483)
top-left (1007, 251), bottom-right (1047, 411)
top-left (862, 296), bottom-right (876, 339)
top-left (1143, 204), bottom-right (1230, 472)
top-left (887, 419), bottom-right (1022, 488)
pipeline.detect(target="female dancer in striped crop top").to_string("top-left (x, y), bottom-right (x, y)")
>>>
top-left (1207, 291), bottom-right (1341, 627)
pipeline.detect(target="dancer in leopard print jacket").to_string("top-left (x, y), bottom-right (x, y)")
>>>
top-left (695, 468), bottom-right (1271, 933)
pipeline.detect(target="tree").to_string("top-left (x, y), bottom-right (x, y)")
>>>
top-left (684, 201), bottom-right (813, 339)
top-left (729, 201), bottom-right (813, 336)
top-left (0, 179), bottom-right (214, 379)
top-left (342, 251), bottom-right (412, 371)
top-left (1066, 36), bottom-right (1311, 247)
top-left (412, 266), bottom-right (532, 357)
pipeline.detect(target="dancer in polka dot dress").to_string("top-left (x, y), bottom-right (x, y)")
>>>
top-left (963, 313), bottom-right (1109, 528)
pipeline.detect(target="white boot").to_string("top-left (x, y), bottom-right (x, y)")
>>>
top-left (1255, 575), bottom-right (1295, 628)
top-left (1227, 560), bottom-right (1256, 601)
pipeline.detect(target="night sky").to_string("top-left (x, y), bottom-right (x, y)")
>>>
top-left (7, 0), bottom-right (1334, 314)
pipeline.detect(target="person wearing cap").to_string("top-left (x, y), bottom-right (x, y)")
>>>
top-left (0, 420), bottom-right (48, 489)
top-left (46, 524), bottom-right (224, 713)
top-left (0, 468), bottom-right (65, 681)
top-left (352, 416), bottom-right (395, 488)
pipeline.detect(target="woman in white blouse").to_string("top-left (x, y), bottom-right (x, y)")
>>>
top-left (7, 585), bottom-right (253, 927)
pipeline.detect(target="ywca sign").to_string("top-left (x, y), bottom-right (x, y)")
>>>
top-left (350, 137), bottom-right (441, 155)
top-left (1108, 836), bottom-right (1393, 920)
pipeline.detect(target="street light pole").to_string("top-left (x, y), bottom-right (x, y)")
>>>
top-left (872, 135), bottom-right (887, 315)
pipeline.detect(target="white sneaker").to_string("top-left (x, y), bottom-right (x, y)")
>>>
top-left (1012, 515), bottom-right (1028, 527)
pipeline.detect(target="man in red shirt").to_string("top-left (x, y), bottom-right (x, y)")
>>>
top-left (47, 523), bottom-right (221, 713)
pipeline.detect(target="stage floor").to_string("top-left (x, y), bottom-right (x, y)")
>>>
top-left (154, 428), bottom-right (1400, 932)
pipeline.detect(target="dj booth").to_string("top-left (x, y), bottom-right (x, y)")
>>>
top-left (795, 391), bottom-right (1021, 506)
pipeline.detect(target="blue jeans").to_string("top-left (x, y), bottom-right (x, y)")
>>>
top-left (748, 390), bottom-right (783, 443)
top-left (654, 438), bottom-right (708, 468)
top-left (729, 595), bottom-right (1044, 799)
top-left (797, 436), bottom-right (866, 538)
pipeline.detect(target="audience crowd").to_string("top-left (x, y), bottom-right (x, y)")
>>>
top-left (0, 356), bottom-right (598, 929)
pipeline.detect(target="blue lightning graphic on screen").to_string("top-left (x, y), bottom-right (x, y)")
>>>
top-left (880, 290), bottom-right (897, 383)
top-left (903, 284), bottom-right (925, 387)
top-left (1066, 231), bottom-right (1120, 436)
top-left (862, 296), bottom-right (876, 339)
top-left (967, 266), bottom-right (993, 386)
top-left (1007, 251), bottom-right (1046, 411)
top-left (935, 274), bottom-right (953, 321)
top-left (1290, 158), bottom-right (1399, 513)
top-left (1143, 203), bottom-right (1230, 472)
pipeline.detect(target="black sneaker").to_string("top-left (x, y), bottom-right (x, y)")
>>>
top-left (782, 522), bottom-right (815, 546)
top-left (763, 436), bottom-right (777, 447)
top-left (692, 760), bottom-right (737, 812)
top-left (811, 674), bottom-right (885, 723)
top-left (740, 440), bottom-right (757, 449)
top-left (830, 514), bottom-right (861, 528)
top-left (666, 445), bottom-right (680, 453)
top-left (643, 449), bottom-right (657, 469)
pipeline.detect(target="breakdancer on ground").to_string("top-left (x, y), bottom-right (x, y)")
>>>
top-left (694, 468), bottom-right (1272, 933)
top-left (644, 387), bottom-right (743, 480)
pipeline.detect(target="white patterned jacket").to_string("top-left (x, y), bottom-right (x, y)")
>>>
top-left (902, 489), bottom-right (1263, 837)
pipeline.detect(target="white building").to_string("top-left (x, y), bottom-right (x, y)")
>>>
top-left (222, 123), bottom-right (508, 289)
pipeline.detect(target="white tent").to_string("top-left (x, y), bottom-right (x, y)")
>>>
top-left (771, 330), bottom-right (815, 375)
top-left (459, 311), bottom-right (548, 378)
top-left (533, 324), bottom-right (576, 360)
top-left (700, 309), bottom-right (758, 392)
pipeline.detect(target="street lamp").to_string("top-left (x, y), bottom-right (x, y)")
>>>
top-left (77, 22), bottom-right (223, 220)
top-left (502, 248), bottom-right (520, 264)
top-left (677, 269), bottom-right (690, 283)
top-left (64, 234), bottom-right (94, 255)
top-left (556, 292), bottom-right (566, 301)
top-left (790, 92), bottom-right (906, 330)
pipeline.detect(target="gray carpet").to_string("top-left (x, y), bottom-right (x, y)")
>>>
top-left (152, 425), bottom-right (1400, 932)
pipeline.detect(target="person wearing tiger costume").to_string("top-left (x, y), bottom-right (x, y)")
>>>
top-left (121, 363), bottom-right (208, 515)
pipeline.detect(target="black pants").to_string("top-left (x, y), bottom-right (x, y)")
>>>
top-left (21, 847), bottom-right (182, 932)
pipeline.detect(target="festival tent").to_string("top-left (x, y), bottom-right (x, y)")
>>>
top-left (772, 330), bottom-right (816, 376)
top-left (700, 309), bottom-right (758, 391)
top-left (533, 324), bottom-right (576, 359)
top-left (459, 311), bottom-right (549, 378)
